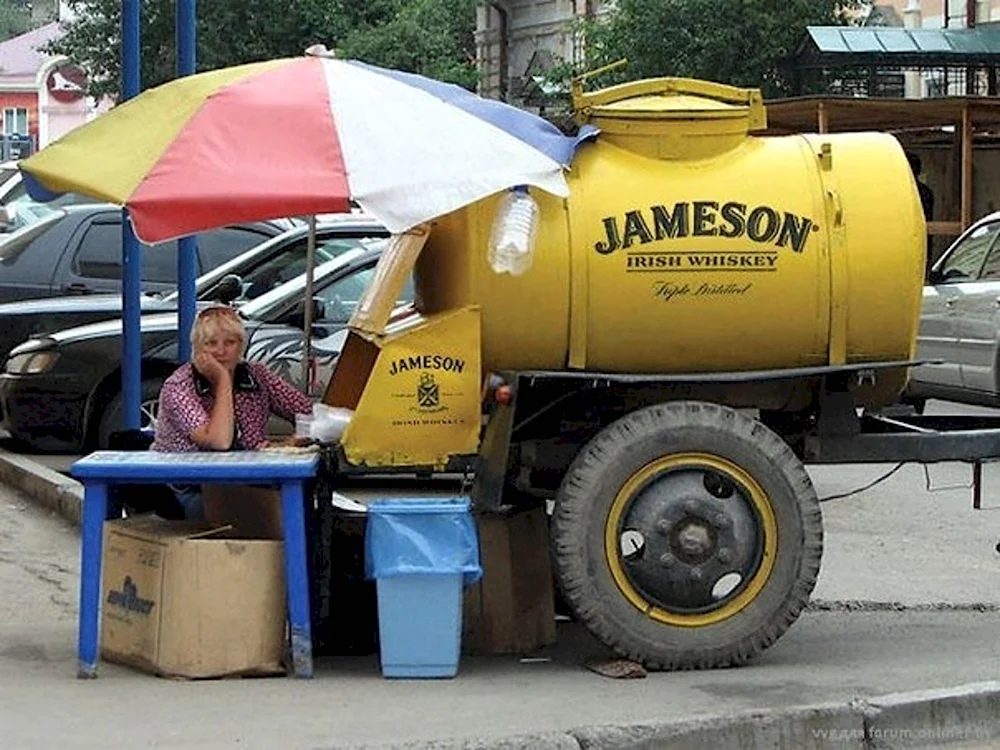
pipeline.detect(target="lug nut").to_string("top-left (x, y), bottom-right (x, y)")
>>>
top-left (689, 567), bottom-right (703, 582)
top-left (659, 552), bottom-right (675, 567)
top-left (717, 548), bottom-right (732, 564)
top-left (714, 513), bottom-right (731, 529)
top-left (683, 500), bottom-right (699, 514)
top-left (657, 519), bottom-right (671, 535)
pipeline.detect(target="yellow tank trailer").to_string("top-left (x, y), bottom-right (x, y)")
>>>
top-left (323, 77), bottom-right (928, 670)
top-left (419, 79), bottom-right (924, 388)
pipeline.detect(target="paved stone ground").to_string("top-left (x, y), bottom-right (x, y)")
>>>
top-left (1, 448), bottom-right (999, 749)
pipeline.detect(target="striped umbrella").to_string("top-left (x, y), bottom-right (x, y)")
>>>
top-left (21, 50), bottom-right (590, 392)
top-left (20, 48), bottom-right (587, 243)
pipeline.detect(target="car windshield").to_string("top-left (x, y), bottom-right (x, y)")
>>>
top-left (935, 221), bottom-right (1000, 282)
top-left (0, 210), bottom-right (66, 261)
top-left (1, 196), bottom-right (67, 233)
top-left (0, 180), bottom-right (95, 235)
top-left (239, 240), bottom-right (391, 321)
top-left (0, 167), bottom-right (19, 194)
top-left (164, 231), bottom-right (386, 305)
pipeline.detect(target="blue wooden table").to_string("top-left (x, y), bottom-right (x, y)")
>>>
top-left (71, 450), bottom-right (320, 679)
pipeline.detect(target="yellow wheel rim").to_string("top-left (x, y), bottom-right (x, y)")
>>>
top-left (604, 452), bottom-right (778, 627)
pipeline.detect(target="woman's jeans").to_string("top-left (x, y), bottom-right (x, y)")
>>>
top-left (169, 484), bottom-right (204, 520)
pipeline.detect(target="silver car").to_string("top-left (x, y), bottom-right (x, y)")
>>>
top-left (909, 211), bottom-right (1000, 408)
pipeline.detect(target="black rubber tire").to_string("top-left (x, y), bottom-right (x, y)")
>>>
top-left (551, 400), bottom-right (823, 670)
top-left (96, 377), bottom-right (165, 450)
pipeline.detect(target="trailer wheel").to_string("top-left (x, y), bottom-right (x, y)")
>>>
top-left (551, 401), bottom-right (822, 670)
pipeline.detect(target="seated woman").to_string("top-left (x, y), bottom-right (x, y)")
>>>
top-left (152, 305), bottom-right (313, 519)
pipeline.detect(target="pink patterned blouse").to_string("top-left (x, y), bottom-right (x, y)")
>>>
top-left (151, 361), bottom-right (312, 453)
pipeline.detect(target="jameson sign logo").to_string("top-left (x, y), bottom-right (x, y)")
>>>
top-left (417, 372), bottom-right (441, 410)
top-left (388, 354), bottom-right (466, 377)
top-left (595, 201), bottom-right (818, 274)
top-left (388, 356), bottom-right (470, 427)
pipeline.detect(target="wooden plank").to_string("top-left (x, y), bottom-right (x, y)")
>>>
top-left (462, 507), bottom-right (557, 655)
top-left (927, 221), bottom-right (964, 236)
top-left (321, 332), bottom-right (379, 409)
top-left (817, 101), bottom-right (829, 134)
top-left (946, 122), bottom-right (962, 231)
top-left (962, 105), bottom-right (974, 229)
top-left (350, 227), bottom-right (429, 336)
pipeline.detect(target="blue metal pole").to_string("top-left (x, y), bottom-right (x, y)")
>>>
top-left (121, 0), bottom-right (141, 431)
top-left (177, 0), bottom-right (196, 76)
top-left (177, 0), bottom-right (197, 363)
top-left (77, 481), bottom-right (108, 678)
top-left (123, 1), bottom-right (140, 100)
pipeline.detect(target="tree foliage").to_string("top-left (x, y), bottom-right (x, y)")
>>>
top-left (0, 0), bottom-right (35, 41)
top-left (46, 0), bottom-right (479, 101)
top-left (337, 0), bottom-right (481, 90)
top-left (574, 0), bottom-right (860, 99)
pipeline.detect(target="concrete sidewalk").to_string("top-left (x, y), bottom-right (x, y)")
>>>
top-left (1, 448), bottom-right (999, 749)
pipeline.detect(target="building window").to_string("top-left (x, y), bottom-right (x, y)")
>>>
top-left (3, 108), bottom-right (29, 136)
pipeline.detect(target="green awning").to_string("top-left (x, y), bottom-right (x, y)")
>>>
top-left (792, 26), bottom-right (1000, 68)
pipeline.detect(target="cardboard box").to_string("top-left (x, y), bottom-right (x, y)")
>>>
top-left (462, 506), bottom-right (557, 655)
top-left (101, 515), bottom-right (287, 679)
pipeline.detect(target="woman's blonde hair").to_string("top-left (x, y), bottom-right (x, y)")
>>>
top-left (190, 305), bottom-right (245, 352)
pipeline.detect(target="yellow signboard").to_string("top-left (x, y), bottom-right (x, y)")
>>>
top-left (339, 306), bottom-right (482, 468)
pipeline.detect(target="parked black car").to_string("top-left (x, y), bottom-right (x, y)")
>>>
top-left (0, 245), bottom-right (407, 452)
top-left (0, 216), bottom-right (388, 365)
top-left (0, 203), bottom-right (298, 303)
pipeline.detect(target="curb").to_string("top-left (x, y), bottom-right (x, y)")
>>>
top-left (0, 449), bottom-right (82, 525)
top-left (2, 451), bottom-right (997, 750)
top-left (867, 682), bottom-right (1000, 748)
top-left (365, 683), bottom-right (1000, 749)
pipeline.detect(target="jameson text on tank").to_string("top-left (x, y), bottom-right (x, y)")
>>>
top-left (595, 201), bottom-right (818, 255)
top-left (388, 355), bottom-right (466, 376)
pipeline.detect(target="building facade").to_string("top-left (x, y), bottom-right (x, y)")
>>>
top-left (477, 2), bottom-right (1000, 104)
top-left (864, 1), bottom-right (1000, 97)
top-left (475, 1), bottom-right (609, 105)
top-left (0, 2), bottom-right (102, 159)
top-left (879, 0), bottom-right (997, 27)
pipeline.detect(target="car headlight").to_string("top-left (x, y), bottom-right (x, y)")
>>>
top-left (6, 350), bottom-right (60, 374)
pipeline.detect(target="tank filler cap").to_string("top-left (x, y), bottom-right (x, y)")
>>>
top-left (574, 77), bottom-right (767, 132)
top-left (572, 77), bottom-right (767, 160)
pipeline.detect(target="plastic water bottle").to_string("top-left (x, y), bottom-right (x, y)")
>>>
top-left (488, 186), bottom-right (539, 276)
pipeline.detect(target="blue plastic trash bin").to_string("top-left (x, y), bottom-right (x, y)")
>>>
top-left (365, 498), bottom-right (482, 678)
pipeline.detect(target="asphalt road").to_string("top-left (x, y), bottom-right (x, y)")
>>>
top-left (1, 404), bottom-right (999, 748)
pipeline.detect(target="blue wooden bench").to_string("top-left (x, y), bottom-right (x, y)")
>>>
top-left (71, 450), bottom-right (320, 679)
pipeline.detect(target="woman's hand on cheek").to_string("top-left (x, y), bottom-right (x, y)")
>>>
top-left (194, 351), bottom-right (229, 385)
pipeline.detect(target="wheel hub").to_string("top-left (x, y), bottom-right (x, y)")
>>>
top-left (617, 464), bottom-right (764, 615)
top-left (674, 520), bottom-right (714, 562)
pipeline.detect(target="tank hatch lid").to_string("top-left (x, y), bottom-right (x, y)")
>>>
top-left (573, 77), bottom-right (767, 132)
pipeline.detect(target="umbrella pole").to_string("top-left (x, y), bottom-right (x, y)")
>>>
top-left (302, 215), bottom-right (317, 394)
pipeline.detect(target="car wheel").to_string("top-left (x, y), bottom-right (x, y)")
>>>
top-left (97, 377), bottom-right (165, 449)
